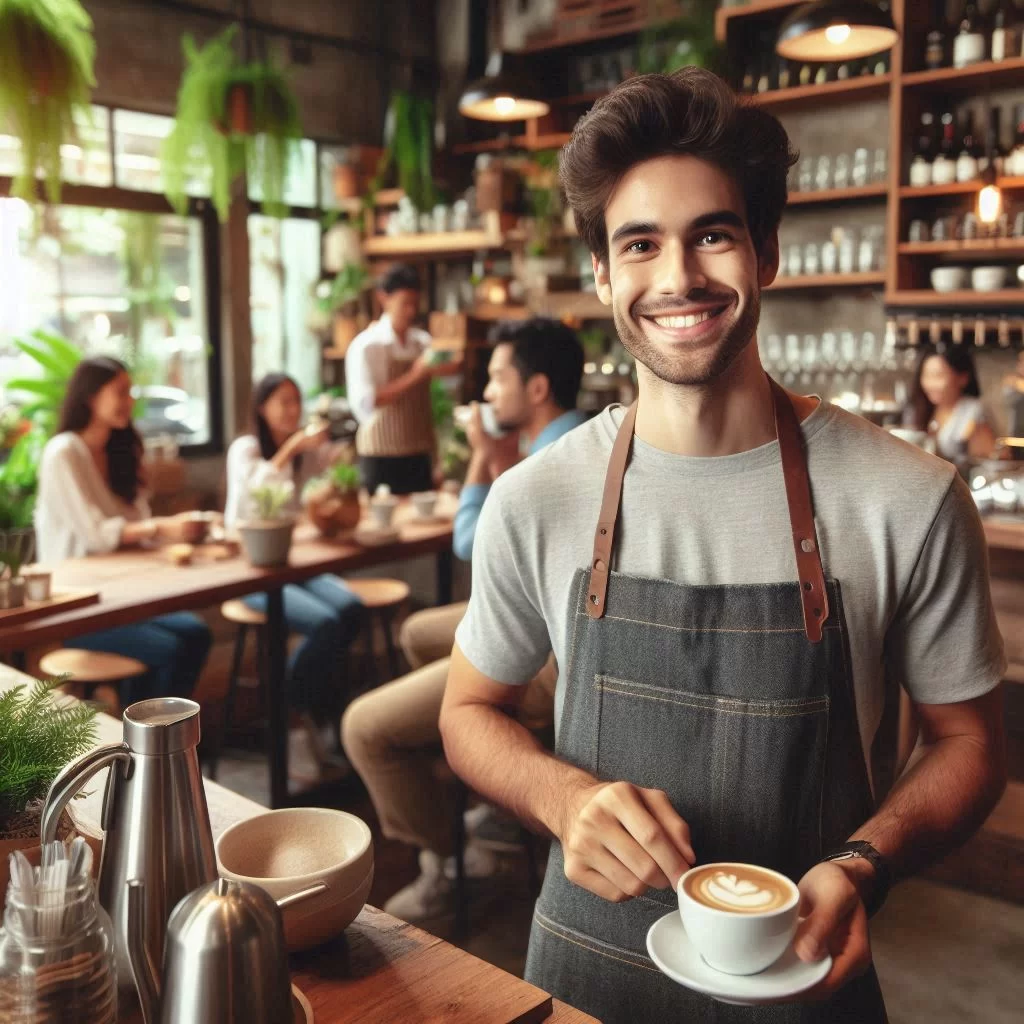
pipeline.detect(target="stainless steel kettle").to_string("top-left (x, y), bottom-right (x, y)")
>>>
top-left (41, 698), bottom-right (218, 987)
top-left (127, 877), bottom-right (295, 1024)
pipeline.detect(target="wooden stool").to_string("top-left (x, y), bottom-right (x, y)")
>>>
top-left (40, 649), bottom-right (147, 716)
top-left (209, 599), bottom-right (269, 780)
top-left (344, 578), bottom-right (410, 686)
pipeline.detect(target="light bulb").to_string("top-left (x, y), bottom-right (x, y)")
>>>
top-left (978, 184), bottom-right (1002, 224)
top-left (493, 96), bottom-right (517, 117)
top-left (825, 24), bottom-right (852, 45)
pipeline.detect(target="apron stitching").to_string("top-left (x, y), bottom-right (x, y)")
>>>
top-left (580, 610), bottom-right (839, 635)
top-left (596, 683), bottom-right (829, 717)
top-left (533, 915), bottom-right (661, 973)
top-left (819, 699), bottom-right (831, 859)
top-left (597, 676), bottom-right (828, 710)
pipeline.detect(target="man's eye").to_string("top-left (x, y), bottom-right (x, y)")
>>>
top-left (626, 240), bottom-right (652, 254)
top-left (699, 231), bottom-right (732, 246)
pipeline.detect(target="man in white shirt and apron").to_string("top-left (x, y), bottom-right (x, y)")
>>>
top-left (345, 264), bottom-right (453, 494)
top-left (439, 69), bottom-right (1006, 1022)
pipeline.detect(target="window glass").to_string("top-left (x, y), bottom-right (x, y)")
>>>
top-left (0, 105), bottom-right (112, 188)
top-left (248, 138), bottom-right (317, 209)
top-left (0, 199), bottom-right (212, 447)
top-left (112, 109), bottom-right (212, 197)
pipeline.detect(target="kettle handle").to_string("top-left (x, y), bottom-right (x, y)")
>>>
top-left (41, 742), bottom-right (132, 845)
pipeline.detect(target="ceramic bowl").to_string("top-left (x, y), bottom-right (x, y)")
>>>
top-left (411, 491), bottom-right (438, 518)
top-left (930, 266), bottom-right (968, 293)
top-left (216, 808), bottom-right (373, 952)
top-left (971, 265), bottom-right (1008, 292)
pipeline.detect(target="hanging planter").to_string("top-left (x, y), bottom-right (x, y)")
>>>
top-left (0, 0), bottom-right (96, 203)
top-left (162, 25), bottom-right (303, 222)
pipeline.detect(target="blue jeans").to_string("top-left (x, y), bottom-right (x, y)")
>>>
top-left (72, 612), bottom-right (213, 705)
top-left (243, 574), bottom-right (363, 717)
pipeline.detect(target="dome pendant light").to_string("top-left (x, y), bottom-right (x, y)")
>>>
top-left (458, 52), bottom-right (550, 122)
top-left (776, 1), bottom-right (898, 62)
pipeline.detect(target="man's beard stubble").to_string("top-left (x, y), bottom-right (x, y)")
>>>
top-left (613, 289), bottom-right (761, 388)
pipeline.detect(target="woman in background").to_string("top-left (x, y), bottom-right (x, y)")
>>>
top-left (907, 344), bottom-right (996, 465)
top-left (36, 357), bottom-right (212, 703)
top-left (225, 373), bottom-right (362, 726)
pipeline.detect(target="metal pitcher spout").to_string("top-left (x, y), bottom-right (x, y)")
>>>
top-left (127, 879), bottom-right (161, 1024)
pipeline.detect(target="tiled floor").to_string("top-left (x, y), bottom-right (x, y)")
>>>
top-left (215, 738), bottom-right (1024, 1023)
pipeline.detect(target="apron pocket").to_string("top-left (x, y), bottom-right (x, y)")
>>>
top-left (594, 675), bottom-right (830, 877)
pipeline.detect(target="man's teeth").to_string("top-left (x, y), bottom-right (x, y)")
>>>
top-left (652, 310), bottom-right (716, 329)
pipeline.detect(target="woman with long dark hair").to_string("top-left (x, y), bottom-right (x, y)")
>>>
top-left (35, 357), bottom-right (212, 702)
top-left (224, 373), bottom-right (362, 727)
top-left (906, 344), bottom-right (996, 464)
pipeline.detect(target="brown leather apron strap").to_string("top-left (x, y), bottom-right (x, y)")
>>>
top-left (586, 381), bottom-right (829, 643)
top-left (769, 378), bottom-right (829, 643)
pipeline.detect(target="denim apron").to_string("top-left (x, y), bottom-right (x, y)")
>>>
top-left (524, 382), bottom-right (887, 1022)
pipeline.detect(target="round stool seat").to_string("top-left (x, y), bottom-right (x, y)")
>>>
top-left (345, 578), bottom-right (410, 609)
top-left (221, 600), bottom-right (267, 627)
top-left (40, 649), bottom-right (148, 683)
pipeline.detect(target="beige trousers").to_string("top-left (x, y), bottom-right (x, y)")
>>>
top-left (341, 602), bottom-right (555, 855)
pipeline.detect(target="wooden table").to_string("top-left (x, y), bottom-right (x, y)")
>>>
top-left (0, 500), bottom-right (457, 809)
top-left (0, 668), bottom-right (598, 1024)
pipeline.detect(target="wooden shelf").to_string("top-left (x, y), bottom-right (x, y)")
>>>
top-left (468, 304), bottom-right (529, 321)
top-left (518, 19), bottom-right (647, 55)
top-left (885, 289), bottom-right (1024, 307)
top-left (747, 74), bottom-right (891, 112)
top-left (787, 183), bottom-right (888, 206)
top-left (715, 0), bottom-right (802, 42)
top-left (530, 291), bottom-right (610, 320)
top-left (451, 137), bottom-right (526, 156)
top-left (901, 57), bottom-right (1024, 94)
top-left (767, 272), bottom-right (885, 291)
top-left (900, 177), bottom-right (1024, 199)
top-left (335, 188), bottom-right (404, 214)
top-left (362, 211), bottom-right (505, 258)
top-left (897, 240), bottom-right (1024, 257)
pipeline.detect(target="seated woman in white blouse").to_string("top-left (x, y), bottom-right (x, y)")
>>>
top-left (224, 373), bottom-right (362, 723)
top-left (35, 357), bottom-right (212, 703)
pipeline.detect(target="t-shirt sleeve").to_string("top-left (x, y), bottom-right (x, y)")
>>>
top-left (884, 473), bottom-right (1006, 704)
top-left (454, 479), bottom-right (552, 686)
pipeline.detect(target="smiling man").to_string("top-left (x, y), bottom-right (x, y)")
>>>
top-left (438, 70), bottom-right (1007, 1022)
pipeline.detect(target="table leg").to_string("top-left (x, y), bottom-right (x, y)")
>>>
top-left (265, 586), bottom-right (289, 809)
top-left (436, 548), bottom-right (453, 608)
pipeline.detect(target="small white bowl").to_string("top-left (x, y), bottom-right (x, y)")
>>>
top-left (411, 491), bottom-right (438, 518)
top-left (930, 266), bottom-right (968, 293)
top-left (217, 808), bottom-right (373, 951)
top-left (971, 265), bottom-right (1008, 292)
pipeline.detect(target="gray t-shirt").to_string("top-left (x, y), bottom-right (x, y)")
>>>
top-left (455, 401), bottom-right (1006, 771)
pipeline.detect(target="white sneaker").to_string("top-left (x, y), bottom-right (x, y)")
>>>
top-left (443, 840), bottom-right (498, 881)
top-left (384, 850), bottom-right (453, 921)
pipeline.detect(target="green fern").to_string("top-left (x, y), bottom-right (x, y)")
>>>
top-left (327, 462), bottom-right (360, 493)
top-left (0, 677), bottom-right (98, 830)
top-left (0, 0), bottom-right (96, 203)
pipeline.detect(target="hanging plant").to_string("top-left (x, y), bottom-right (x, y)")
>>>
top-left (162, 25), bottom-right (302, 222)
top-left (364, 90), bottom-right (436, 214)
top-left (0, 0), bottom-right (96, 203)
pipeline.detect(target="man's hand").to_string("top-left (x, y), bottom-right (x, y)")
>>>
top-left (559, 780), bottom-right (695, 903)
top-left (794, 861), bottom-right (873, 1001)
top-left (465, 403), bottom-right (521, 478)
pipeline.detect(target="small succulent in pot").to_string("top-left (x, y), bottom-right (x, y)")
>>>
top-left (303, 462), bottom-right (362, 538)
top-left (238, 480), bottom-right (296, 567)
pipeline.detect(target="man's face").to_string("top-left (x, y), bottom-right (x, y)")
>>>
top-left (483, 343), bottom-right (529, 430)
top-left (594, 154), bottom-right (777, 388)
top-left (382, 288), bottom-right (419, 335)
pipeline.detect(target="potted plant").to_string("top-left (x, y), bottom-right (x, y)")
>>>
top-left (0, 536), bottom-right (30, 610)
top-left (316, 263), bottom-right (370, 352)
top-left (0, 677), bottom-right (99, 895)
top-left (237, 479), bottom-right (296, 567)
top-left (0, 0), bottom-right (96, 203)
top-left (162, 25), bottom-right (302, 223)
top-left (303, 462), bottom-right (362, 538)
top-left (364, 90), bottom-right (436, 214)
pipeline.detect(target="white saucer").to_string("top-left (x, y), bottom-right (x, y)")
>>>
top-left (646, 911), bottom-right (831, 1006)
top-left (354, 524), bottom-right (400, 547)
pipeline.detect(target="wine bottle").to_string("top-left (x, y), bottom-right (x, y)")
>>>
top-left (990, 0), bottom-right (1017, 62)
top-left (953, 1), bottom-right (987, 68)
top-left (979, 105), bottom-right (1007, 177)
top-left (925, 0), bottom-right (950, 69)
top-left (932, 111), bottom-right (958, 185)
top-left (910, 112), bottom-right (937, 186)
top-left (777, 58), bottom-right (791, 91)
top-left (1007, 104), bottom-right (1024, 177)
top-left (956, 109), bottom-right (980, 182)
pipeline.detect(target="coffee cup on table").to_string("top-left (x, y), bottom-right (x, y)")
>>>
top-left (677, 863), bottom-right (800, 976)
top-left (369, 485), bottom-right (398, 529)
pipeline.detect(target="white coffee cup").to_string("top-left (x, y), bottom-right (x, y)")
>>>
top-left (368, 496), bottom-right (398, 529)
top-left (411, 491), bottom-right (438, 518)
top-left (677, 862), bottom-right (800, 976)
top-left (454, 403), bottom-right (506, 438)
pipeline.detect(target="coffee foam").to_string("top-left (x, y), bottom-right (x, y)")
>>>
top-left (683, 865), bottom-right (793, 914)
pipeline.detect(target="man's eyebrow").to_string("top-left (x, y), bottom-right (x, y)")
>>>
top-left (690, 210), bottom-right (746, 232)
top-left (609, 220), bottom-right (660, 245)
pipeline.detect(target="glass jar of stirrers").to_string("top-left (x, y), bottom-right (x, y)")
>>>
top-left (0, 839), bottom-right (117, 1024)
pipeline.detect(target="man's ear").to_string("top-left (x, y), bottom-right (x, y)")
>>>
top-left (526, 372), bottom-right (551, 408)
top-left (758, 231), bottom-right (780, 289)
top-left (593, 253), bottom-right (612, 305)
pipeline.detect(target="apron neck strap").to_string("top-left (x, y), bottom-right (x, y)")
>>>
top-left (586, 378), bottom-right (829, 643)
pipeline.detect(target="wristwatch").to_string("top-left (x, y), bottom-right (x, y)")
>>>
top-left (821, 840), bottom-right (890, 917)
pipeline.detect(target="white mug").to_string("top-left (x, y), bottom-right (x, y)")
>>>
top-left (677, 863), bottom-right (800, 976)
top-left (454, 403), bottom-right (506, 438)
top-left (368, 499), bottom-right (397, 529)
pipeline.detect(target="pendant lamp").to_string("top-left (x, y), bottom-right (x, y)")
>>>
top-left (776, 1), bottom-right (898, 62)
top-left (458, 52), bottom-right (550, 122)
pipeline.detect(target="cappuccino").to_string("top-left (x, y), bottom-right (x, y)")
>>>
top-left (682, 864), bottom-right (795, 915)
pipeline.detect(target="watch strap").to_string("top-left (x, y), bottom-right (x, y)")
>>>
top-left (822, 840), bottom-right (890, 917)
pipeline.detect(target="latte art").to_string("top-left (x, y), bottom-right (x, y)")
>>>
top-left (683, 864), bottom-right (794, 914)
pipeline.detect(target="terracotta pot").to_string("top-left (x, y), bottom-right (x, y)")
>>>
top-left (333, 163), bottom-right (360, 200)
top-left (0, 809), bottom-right (95, 899)
top-left (222, 83), bottom-right (253, 136)
top-left (305, 488), bottom-right (361, 538)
